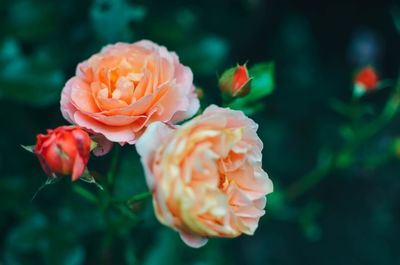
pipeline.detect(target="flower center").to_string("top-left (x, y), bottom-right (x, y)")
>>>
top-left (218, 171), bottom-right (229, 192)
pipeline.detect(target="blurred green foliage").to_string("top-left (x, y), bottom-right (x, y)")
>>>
top-left (1, 0), bottom-right (400, 264)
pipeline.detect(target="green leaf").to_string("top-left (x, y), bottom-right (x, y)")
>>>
top-left (31, 176), bottom-right (60, 201)
top-left (79, 169), bottom-right (104, 190)
top-left (353, 83), bottom-right (366, 98)
top-left (248, 62), bottom-right (275, 100)
top-left (20, 144), bottom-right (35, 153)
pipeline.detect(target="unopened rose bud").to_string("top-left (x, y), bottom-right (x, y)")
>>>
top-left (219, 64), bottom-right (252, 98)
top-left (353, 66), bottom-right (379, 97)
top-left (34, 126), bottom-right (91, 181)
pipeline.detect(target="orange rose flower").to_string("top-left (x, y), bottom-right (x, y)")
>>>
top-left (136, 105), bottom-right (273, 247)
top-left (34, 126), bottom-right (91, 181)
top-left (61, 40), bottom-right (199, 145)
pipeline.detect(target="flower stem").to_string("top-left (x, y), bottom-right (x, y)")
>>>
top-left (285, 152), bottom-right (334, 202)
top-left (285, 78), bottom-right (400, 202)
top-left (127, 191), bottom-right (152, 203)
top-left (72, 184), bottom-right (97, 204)
top-left (107, 146), bottom-right (121, 192)
top-left (111, 191), bottom-right (152, 204)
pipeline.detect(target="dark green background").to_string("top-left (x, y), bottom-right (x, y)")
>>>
top-left (1, 0), bottom-right (400, 264)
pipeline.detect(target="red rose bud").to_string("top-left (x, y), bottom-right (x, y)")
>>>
top-left (34, 126), bottom-right (91, 181)
top-left (353, 66), bottom-right (379, 97)
top-left (219, 64), bottom-right (252, 98)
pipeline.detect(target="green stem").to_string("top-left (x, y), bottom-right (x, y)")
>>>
top-left (98, 146), bottom-right (122, 262)
top-left (285, 80), bottom-right (400, 202)
top-left (285, 154), bottom-right (334, 202)
top-left (107, 146), bottom-right (121, 192)
top-left (361, 93), bottom-right (400, 139)
top-left (111, 191), bottom-right (152, 204)
top-left (127, 191), bottom-right (152, 202)
top-left (363, 150), bottom-right (394, 170)
top-left (72, 185), bottom-right (97, 204)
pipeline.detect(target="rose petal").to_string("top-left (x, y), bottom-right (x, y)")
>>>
top-left (179, 231), bottom-right (208, 248)
top-left (91, 134), bottom-right (113, 156)
top-left (136, 122), bottom-right (175, 189)
top-left (74, 112), bottom-right (136, 144)
top-left (70, 78), bottom-right (99, 113)
top-left (60, 78), bottom-right (77, 124)
top-left (71, 154), bottom-right (85, 181)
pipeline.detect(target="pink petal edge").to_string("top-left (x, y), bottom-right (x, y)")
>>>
top-left (179, 231), bottom-right (208, 248)
top-left (92, 134), bottom-right (113, 157)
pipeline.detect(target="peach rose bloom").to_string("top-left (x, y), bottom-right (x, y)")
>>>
top-left (61, 40), bottom-right (199, 145)
top-left (136, 105), bottom-right (273, 248)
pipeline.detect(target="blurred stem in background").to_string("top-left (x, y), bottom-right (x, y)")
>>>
top-left (285, 75), bottom-right (400, 202)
